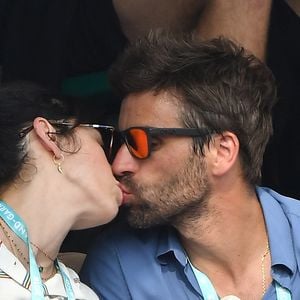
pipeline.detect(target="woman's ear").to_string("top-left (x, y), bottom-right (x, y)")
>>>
top-left (32, 117), bottom-right (62, 158)
top-left (210, 131), bottom-right (240, 177)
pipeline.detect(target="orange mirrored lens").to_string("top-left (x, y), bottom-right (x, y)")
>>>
top-left (127, 128), bottom-right (149, 158)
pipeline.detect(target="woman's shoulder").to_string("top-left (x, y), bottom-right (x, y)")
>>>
top-left (58, 261), bottom-right (99, 300)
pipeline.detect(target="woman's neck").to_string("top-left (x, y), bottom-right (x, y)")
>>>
top-left (0, 181), bottom-right (76, 268)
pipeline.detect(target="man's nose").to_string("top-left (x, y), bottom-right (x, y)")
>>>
top-left (112, 144), bottom-right (139, 177)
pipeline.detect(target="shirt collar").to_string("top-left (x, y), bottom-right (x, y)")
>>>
top-left (257, 186), bottom-right (296, 275)
top-left (156, 226), bottom-right (187, 267)
top-left (0, 242), bottom-right (28, 286)
top-left (156, 188), bottom-right (297, 276)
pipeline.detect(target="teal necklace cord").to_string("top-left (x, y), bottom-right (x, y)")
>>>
top-left (0, 200), bottom-right (76, 300)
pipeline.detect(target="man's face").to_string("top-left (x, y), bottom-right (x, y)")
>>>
top-left (112, 91), bottom-right (211, 228)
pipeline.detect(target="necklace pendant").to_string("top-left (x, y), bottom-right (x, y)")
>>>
top-left (38, 266), bottom-right (43, 273)
top-left (220, 296), bottom-right (241, 300)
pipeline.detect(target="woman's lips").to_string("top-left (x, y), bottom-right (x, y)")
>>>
top-left (119, 184), bottom-right (132, 205)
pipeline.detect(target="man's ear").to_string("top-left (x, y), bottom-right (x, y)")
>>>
top-left (32, 117), bottom-right (62, 158)
top-left (210, 131), bottom-right (240, 177)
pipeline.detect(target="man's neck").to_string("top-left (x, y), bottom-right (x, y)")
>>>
top-left (174, 187), bottom-right (271, 298)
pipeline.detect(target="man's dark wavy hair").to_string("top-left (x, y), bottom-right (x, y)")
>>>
top-left (109, 31), bottom-right (277, 185)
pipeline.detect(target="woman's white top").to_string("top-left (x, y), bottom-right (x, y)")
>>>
top-left (0, 241), bottom-right (98, 299)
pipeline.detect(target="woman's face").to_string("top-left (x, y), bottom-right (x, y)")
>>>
top-left (63, 126), bottom-right (123, 229)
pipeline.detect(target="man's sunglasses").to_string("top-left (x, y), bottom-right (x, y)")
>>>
top-left (115, 126), bottom-right (211, 159)
top-left (19, 121), bottom-right (115, 162)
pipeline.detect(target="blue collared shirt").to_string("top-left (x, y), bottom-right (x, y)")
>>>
top-left (80, 187), bottom-right (300, 299)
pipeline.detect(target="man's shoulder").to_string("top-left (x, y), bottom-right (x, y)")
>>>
top-left (94, 220), bottom-right (170, 252)
top-left (83, 221), bottom-right (174, 278)
top-left (258, 186), bottom-right (300, 208)
top-left (258, 186), bottom-right (300, 221)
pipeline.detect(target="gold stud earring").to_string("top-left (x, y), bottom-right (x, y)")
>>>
top-left (53, 154), bottom-right (64, 174)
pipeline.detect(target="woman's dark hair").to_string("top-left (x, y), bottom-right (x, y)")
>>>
top-left (0, 81), bottom-right (80, 186)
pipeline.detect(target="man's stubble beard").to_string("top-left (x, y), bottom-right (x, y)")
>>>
top-left (122, 155), bottom-right (211, 229)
